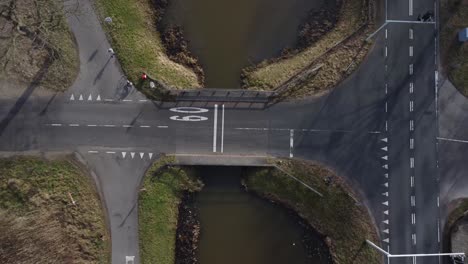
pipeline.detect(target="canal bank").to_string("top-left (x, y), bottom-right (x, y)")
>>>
top-left (138, 156), bottom-right (380, 264)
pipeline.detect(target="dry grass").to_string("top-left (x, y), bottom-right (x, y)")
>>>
top-left (0, 156), bottom-right (109, 264)
top-left (244, 159), bottom-right (380, 263)
top-left (0, 0), bottom-right (79, 92)
top-left (242, 0), bottom-right (371, 96)
top-left (94, 0), bottom-right (200, 89)
top-left (440, 0), bottom-right (468, 96)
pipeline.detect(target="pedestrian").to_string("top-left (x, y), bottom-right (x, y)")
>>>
top-left (126, 80), bottom-right (133, 87)
top-left (141, 72), bottom-right (147, 80)
top-left (108, 48), bottom-right (115, 58)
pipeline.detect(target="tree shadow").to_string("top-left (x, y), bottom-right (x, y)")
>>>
top-left (0, 58), bottom-right (53, 137)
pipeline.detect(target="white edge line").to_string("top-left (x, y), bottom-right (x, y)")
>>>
top-left (221, 105), bottom-right (225, 153)
top-left (213, 104), bottom-right (218, 153)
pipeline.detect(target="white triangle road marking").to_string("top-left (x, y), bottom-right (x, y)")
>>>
top-left (130, 152), bottom-right (135, 159)
top-left (382, 146), bottom-right (388, 151)
top-left (382, 201), bottom-right (388, 206)
top-left (381, 138), bottom-right (388, 142)
top-left (70, 94), bottom-right (75, 101)
top-left (382, 192), bottom-right (388, 196)
top-left (88, 94), bottom-right (92, 101)
top-left (149, 153), bottom-right (153, 159)
top-left (384, 182), bottom-right (388, 187)
top-left (384, 173), bottom-right (388, 178)
top-left (79, 94), bottom-right (83, 101)
top-left (122, 152), bottom-right (127, 158)
top-left (383, 164), bottom-right (388, 169)
top-left (384, 210), bottom-right (389, 215)
top-left (140, 152), bottom-right (144, 159)
top-left (381, 155), bottom-right (388, 160)
top-left (383, 229), bottom-right (389, 234)
top-left (97, 95), bottom-right (101, 101)
top-left (383, 238), bottom-right (389, 243)
top-left (383, 220), bottom-right (389, 224)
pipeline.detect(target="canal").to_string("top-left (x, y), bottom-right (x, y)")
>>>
top-left (162, 0), bottom-right (328, 88)
top-left (190, 167), bottom-right (331, 264)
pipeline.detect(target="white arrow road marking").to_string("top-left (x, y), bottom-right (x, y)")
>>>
top-left (149, 153), bottom-right (153, 159)
top-left (130, 152), bottom-right (135, 159)
top-left (79, 94), bottom-right (83, 101)
top-left (122, 152), bottom-right (127, 158)
top-left (97, 95), bottom-right (101, 101)
top-left (70, 94), bottom-right (75, 100)
top-left (140, 152), bottom-right (144, 159)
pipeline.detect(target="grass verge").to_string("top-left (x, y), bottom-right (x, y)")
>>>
top-left (139, 156), bottom-right (203, 264)
top-left (0, 156), bottom-right (109, 263)
top-left (440, 0), bottom-right (468, 96)
top-left (242, 0), bottom-right (372, 97)
top-left (94, 0), bottom-right (200, 89)
top-left (244, 159), bottom-right (380, 263)
top-left (0, 0), bottom-right (79, 92)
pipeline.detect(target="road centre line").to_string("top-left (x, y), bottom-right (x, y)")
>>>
top-left (213, 104), bottom-right (218, 153)
top-left (409, 64), bottom-right (413, 75)
top-left (410, 82), bottom-right (414, 93)
top-left (409, 0), bottom-right (413, 16)
top-left (412, 213), bottom-right (416, 224)
top-left (411, 176), bottom-right (414, 187)
top-left (409, 46), bottom-right (413, 57)
top-left (410, 157), bottom-right (415, 168)
top-left (409, 28), bottom-right (413, 39)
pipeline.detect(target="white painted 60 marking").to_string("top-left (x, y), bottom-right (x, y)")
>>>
top-left (169, 107), bottom-right (209, 122)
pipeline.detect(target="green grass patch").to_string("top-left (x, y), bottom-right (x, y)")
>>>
top-left (244, 159), bottom-right (380, 263)
top-left (242, 0), bottom-right (369, 91)
top-left (0, 156), bottom-right (109, 263)
top-left (94, 0), bottom-right (200, 89)
top-left (440, 0), bottom-right (468, 95)
top-left (139, 156), bottom-right (203, 264)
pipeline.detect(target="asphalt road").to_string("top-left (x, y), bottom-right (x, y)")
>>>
top-left (0, 0), bottom-right (465, 263)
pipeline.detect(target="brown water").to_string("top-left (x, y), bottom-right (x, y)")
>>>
top-left (163, 0), bottom-right (327, 88)
top-left (193, 167), bottom-right (331, 264)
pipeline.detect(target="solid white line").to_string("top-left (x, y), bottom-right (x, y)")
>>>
top-left (87, 124), bottom-right (97, 127)
top-left (69, 124), bottom-right (79, 127)
top-left (140, 125), bottom-right (151, 128)
top-left (290, 129), bottom-right (294, 158)
top-left (409, 46), bottom-right (413, 57)
top-left (386, 19), bottom-right (436, 24)
top-left (157, 125), bottom-right (169, 128)
top-left (51, 124), bottom-right (62, 127)
top-left (437, 137), bottom-right (468, 144)
top-left (409, 0), bottom-right (413, 16)
top-left (221, 105), bottom-right (225, 153)
top-left (88, 150), bottom-right (99, 153)
top-left (106, 151), bottom-right (116, 154)
top-left (213, 104), bottom-right (218, 153)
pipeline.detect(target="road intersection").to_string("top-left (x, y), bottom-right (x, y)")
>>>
top-left (0, 0), bottom-right (467, 263)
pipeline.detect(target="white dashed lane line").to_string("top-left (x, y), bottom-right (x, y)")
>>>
top-left (46, 123), bottom-right (168, 129)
